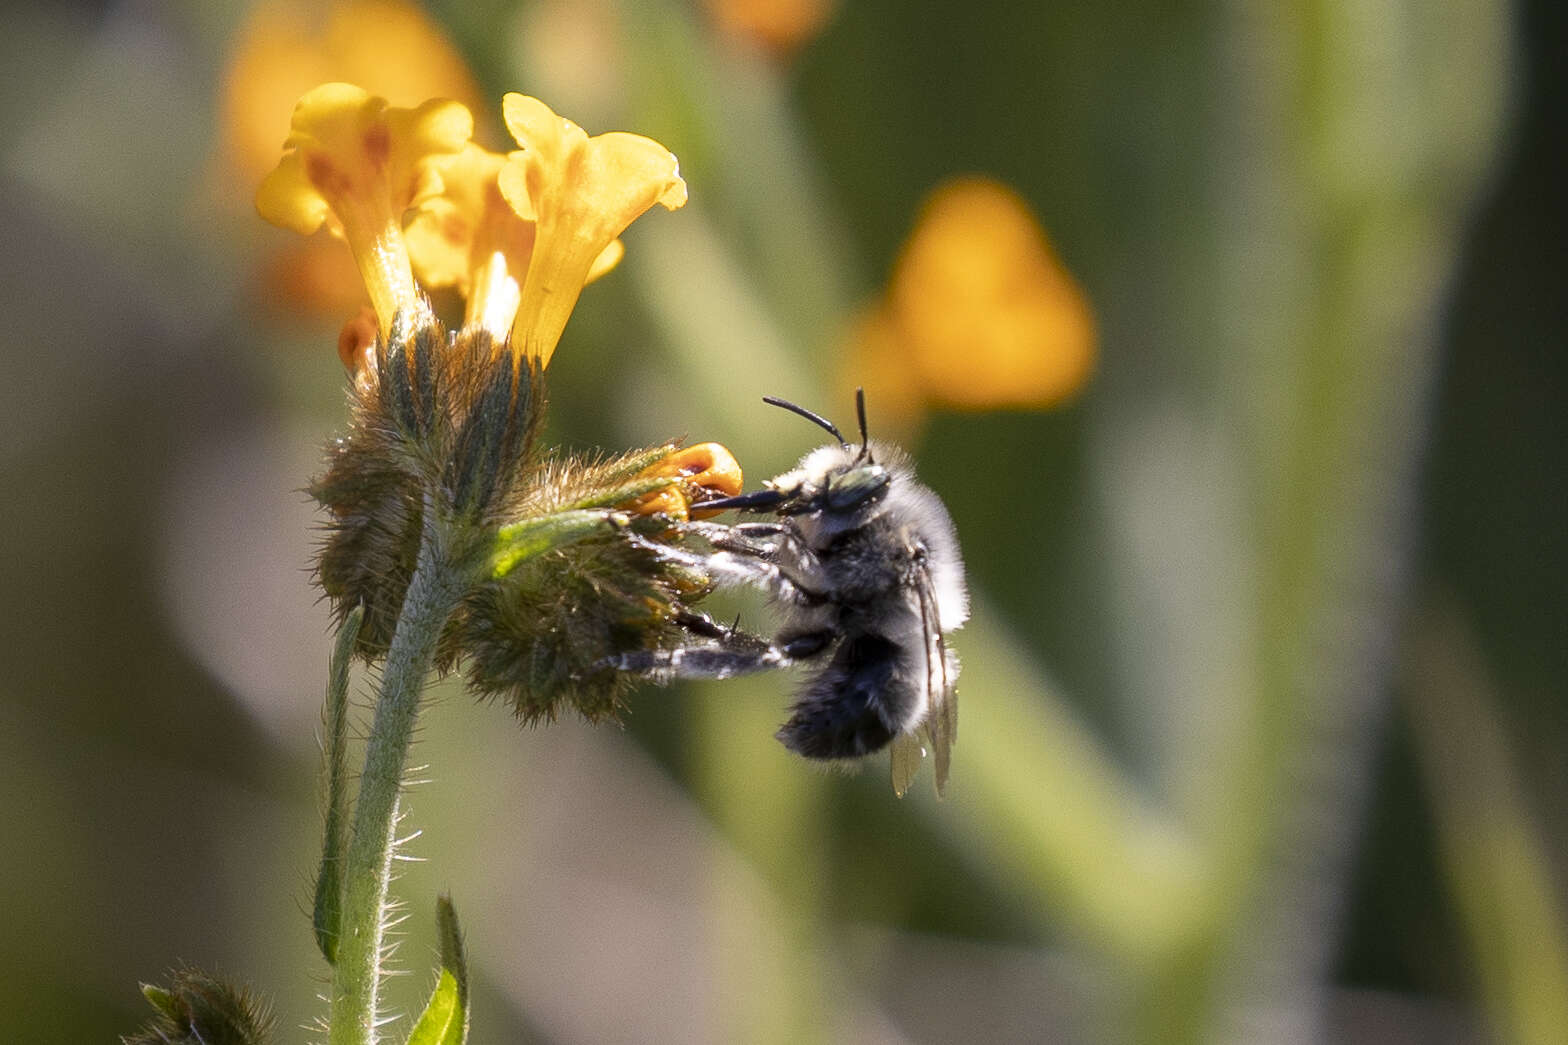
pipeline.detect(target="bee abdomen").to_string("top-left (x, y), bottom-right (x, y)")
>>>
top-left (776, 634), bottom-right (912, 759)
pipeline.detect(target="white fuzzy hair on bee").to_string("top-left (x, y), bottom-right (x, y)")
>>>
top-left (609, 390), bottom-right (969, 796)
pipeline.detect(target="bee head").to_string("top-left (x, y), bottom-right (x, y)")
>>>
top-left (697, 390), bottom-right (888, 520)
top-left (774, 390), bottom-right (891, 524)
top-left (774, 442), bottom-right (889, 515)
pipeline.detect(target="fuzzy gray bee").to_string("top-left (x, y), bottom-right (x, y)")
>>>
top-left (616, 391), bottom-right (968, 796)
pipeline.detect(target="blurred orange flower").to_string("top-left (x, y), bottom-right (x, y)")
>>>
top-left (702, 0), bottom-right (839, 56)
top-left (223, 0), bottom-right (484, 180)
top-left (844, 176), bottom-right (1096, 430)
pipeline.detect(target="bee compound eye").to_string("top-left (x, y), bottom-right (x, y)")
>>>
top-left (826, 465), bottom-right (891, 510)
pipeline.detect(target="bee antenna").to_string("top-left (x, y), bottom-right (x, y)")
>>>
top-left (762, 395), bottom-right (847, 446)
top-left (854, 387), bottom-right (872, 460)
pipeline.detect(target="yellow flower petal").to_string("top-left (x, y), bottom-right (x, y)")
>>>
top-left (272, 83), bottom-right (472, 232)
top-left (222, 0), bottom-right (486, 319)
top-left (223, 0), bottom-right (485, 186)
top-left (255, 82), bottom-right (473, 334)
top-left (255, 151), bottom-right (331, 235)
top-left (587, 239), bottom-right (625, 283)
top-left (405, 144), bottom-right (519, 289)
top-left (404, 142), bottom-right (630, 340)
top-left (499, 94), bottom-right (687, 366)
top-left (887, 176), bottom-right (1096, 409)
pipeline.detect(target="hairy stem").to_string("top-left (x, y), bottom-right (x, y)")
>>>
top-left (329, 518), bottom-right (465, 1045)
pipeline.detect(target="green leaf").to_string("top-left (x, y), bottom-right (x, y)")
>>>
top-left (313, 603), bottom-right (363, 965)
top-left (405, 895), bottom-right (470, 1045)
top-left (491, 509), bottom-right (621, 578)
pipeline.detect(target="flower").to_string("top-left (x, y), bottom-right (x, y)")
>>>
top-left (262, 84), bottom-right (730, 724)
top-left (404, 144), bottom-right (625, 339)
top-left (255, 83), bottom-right (473, 335)
top-left (222, 0), bottom-right (486, 320)
top-left (498, 94), bottom-right (688, 365)
top-left (842, 176), bottom-right (1096, 427)
top-left (703, 0), bottom-right (839, 56)
top-left (625, 443), bottom-right (745, 521)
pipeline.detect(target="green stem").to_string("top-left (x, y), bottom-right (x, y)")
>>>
top-left (330, 517), bottom-right (466, 1045)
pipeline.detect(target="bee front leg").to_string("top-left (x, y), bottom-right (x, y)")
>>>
top-left (625, 527), bottom-right (832, 603)
top-left (683, 522), bottom-right (835, 602)
top-left (681, 520), bottom-right (788, 556)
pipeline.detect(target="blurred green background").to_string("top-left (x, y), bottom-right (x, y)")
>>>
top-left (1, 0), bottom-right (1563, 1042)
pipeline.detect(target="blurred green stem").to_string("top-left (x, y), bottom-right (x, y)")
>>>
top-left (1129, 0), bottom-right (1509, 1038)
top-left (330, 514), bottom-right (465, 1045)
top-left (1405, 597), bottom-right (1568, 1045)
top-left (950, 605), bottom-right (1205, 960)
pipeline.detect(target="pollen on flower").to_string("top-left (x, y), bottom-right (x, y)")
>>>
top-left (498, 94), bottom-right (688, 366)
top-left (625, 443), bottom-right (744, 521)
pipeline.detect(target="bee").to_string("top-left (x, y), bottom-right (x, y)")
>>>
top-left (615, 391), bottom-right (968, 796)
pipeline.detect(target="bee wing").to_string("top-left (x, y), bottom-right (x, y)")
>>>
top-left (914, 555), bottom-right (957, 798)
top-left (889, 730), bottom-right (924, 798)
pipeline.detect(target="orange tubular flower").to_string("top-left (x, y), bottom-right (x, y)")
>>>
top-left (498, 94), bottom-right (688, 366)
top-left (625, 443), bottom-right (745, 522)
top-left (255, 83), bottom-right (473, 335)
top-left (405, 144), bottom-right (626, 341)
top-left (222, 0), bottom-right (486, 320)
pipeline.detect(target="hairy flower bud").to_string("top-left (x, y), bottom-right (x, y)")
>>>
top-left (124, 968), bottom-right (273, 1045)
top-left (312, 309), bottom-right (547, 653)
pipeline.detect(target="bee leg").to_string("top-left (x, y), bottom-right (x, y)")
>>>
top-left (620, 530), bottom-right (781, 590)
top-left (684, 520), bottom-right (789, 542)
top-left (683, 523), bottom-right (836, 603)
top-left (730, 522), bottom-right (789, 538)
top-left (671, 608), bottom-right (730, 639)
top-left (685, 521), bottom-right (802, 559)
top-left (778, 629), bottom-right (833, 659)
top-left (681, 520), bottom-right (788, 557)
top-left (623, 528), bottom-right (833, 603)
top-left (602, 626), bottom-right (791, 682)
